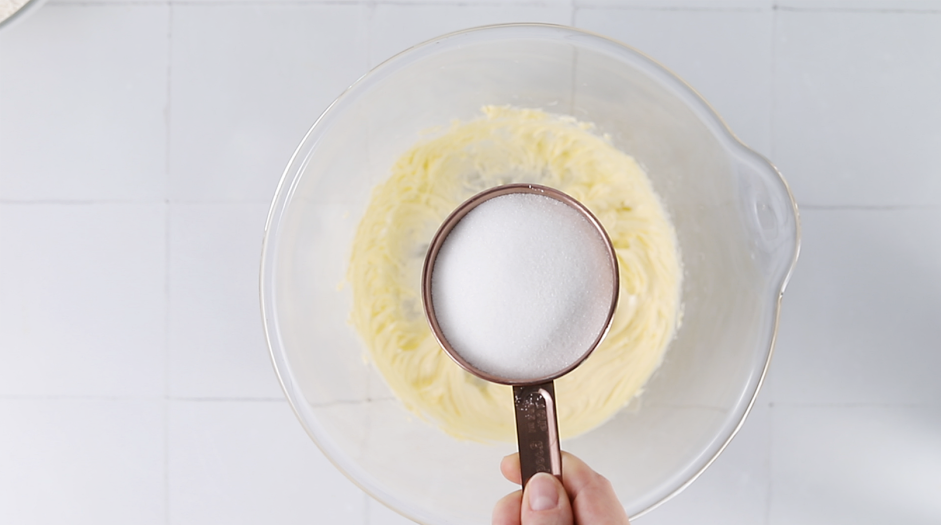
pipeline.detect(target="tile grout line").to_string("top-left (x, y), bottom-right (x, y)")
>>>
top-left (769, 3), bottom-right (777, 164)
top-left (0, 199), bottom-right (273, 204)
top-left (0, 199), bottom-right (175, 204)
top-left (0, 394), bottom-right (289, 401)
top-left (577, 5), bottom-right (766, 12)
top-left (365, 2), bottom-right (373, 71)
top-left (569, 0), bottom-right (576, 115)
top-left (765, 401), bottom-right (774, 525)
top-left (0, 394), bottom-right (168, 401)
top-left (163, 3), bottom-right (173, 524)
top-left (361, 381), bottom-right (376, 524)
top-left (774, 5), bottom-right (941, 14)
top-left (765, 11), bottom-right (780, 517)
top-left (172, 396), bottom-right (287, 402)
top-left (55, 0), bottom-right (547, 5)
top-left (40, 0), bottom-right (941, 12)
top-left (800, 204), bottom-right (941, 210)
top-left (358, 22), bottom-right (373, 520)
top-left (5, 396), bottom-right (932, 407)
top-left (163, 205), bottom-right (171, 525)
top-left (769, 401), bottom-right (941, 408)
top-left (46, 0), bottom-right (349, 4)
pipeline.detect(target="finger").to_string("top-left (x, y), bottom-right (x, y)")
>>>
top-left (520, 472), bottom-right (573, 525)
top-left (559, 452), bottom-right (630, 525)
top-left (558, 451), bottom-right (596, 495)
top-left (500, 453), bottom-right (522, 485)
top-left (492, 490), bottom-right (523, 525)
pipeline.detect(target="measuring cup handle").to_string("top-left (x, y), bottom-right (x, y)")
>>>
top-left (513, 381), bottom-right (562, 487)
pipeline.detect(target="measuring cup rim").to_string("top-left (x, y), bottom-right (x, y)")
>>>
top-left (420, 183), bottom-right (621, 385)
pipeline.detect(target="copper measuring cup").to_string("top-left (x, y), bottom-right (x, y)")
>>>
top-left (421, 183), bottom-right (619, 486)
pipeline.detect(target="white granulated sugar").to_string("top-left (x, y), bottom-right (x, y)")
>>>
top-left (431, 193), bottom-right (615, 382)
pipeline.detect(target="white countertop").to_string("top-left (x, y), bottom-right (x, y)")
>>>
top-left (1, 1), bottom-right (939, 523)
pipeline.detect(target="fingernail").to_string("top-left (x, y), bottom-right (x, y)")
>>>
top-left (527, 473), bottom-right (560, 512)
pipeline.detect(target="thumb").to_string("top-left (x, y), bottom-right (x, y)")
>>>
top-left (521, 473), bottom-right (573, 525)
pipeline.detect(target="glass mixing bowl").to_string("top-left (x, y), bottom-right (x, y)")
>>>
top-left (260, 24), bottom-right (799, 524)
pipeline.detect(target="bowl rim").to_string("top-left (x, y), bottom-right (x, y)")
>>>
top-left (260, 22), bottom-right (801, 523)
top-left (0, 0), bottom-right (51, 32)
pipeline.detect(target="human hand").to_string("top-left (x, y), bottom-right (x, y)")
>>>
top-left (492, 451), bottom-right (631, 525)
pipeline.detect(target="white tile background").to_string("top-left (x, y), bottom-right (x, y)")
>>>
top-left (1, 1), bottom-right (939, 524)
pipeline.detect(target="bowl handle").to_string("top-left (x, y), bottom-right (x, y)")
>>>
top-left (732, 149), bottom-right (801, 292)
